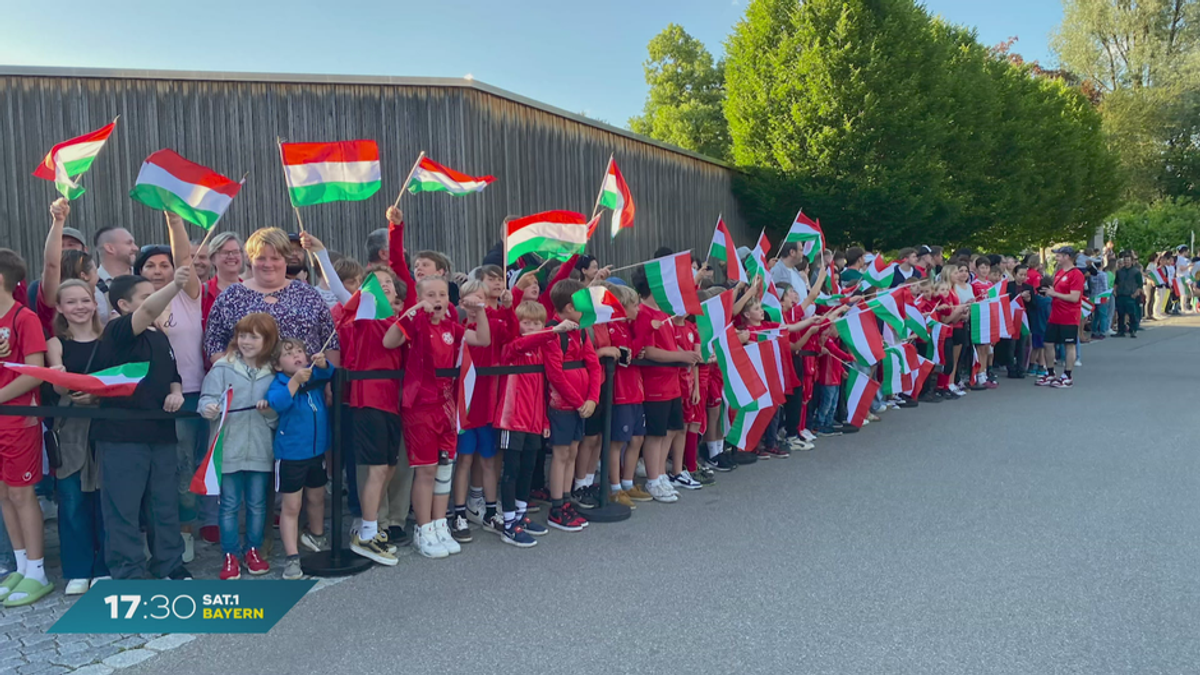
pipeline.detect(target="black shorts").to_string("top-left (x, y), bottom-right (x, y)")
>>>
top-left (611, 403), bottom-right (646, 443)
top-left (952, 326), bottom-right (969, 346)
top-left (352, 407), bottom-right (403, 467)
top-left (584, 406), bottom-right (606, 437)
top-left (644, 398), bottom-right (684, 437)
top-left (1045, 323), bottom-right (1079, 344)
top-left (548, 409), bottom-right (584, 446)
top-left (275, 455), bottom-right (327, 494)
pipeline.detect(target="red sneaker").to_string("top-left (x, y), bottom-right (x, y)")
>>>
top-left (220, 553), bottom-right (241, 580)
top-left (563, 501), bottom-right (589, 528)
top-left (244, 548), bottom-right (270, 575)
top-left (200, 525), bottom-right (220, 544)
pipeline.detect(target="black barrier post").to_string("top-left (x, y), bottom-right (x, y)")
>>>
top-left (301, 367), bottom-right (373, 577)
top-left (581, 356), bottom-right (630, 523)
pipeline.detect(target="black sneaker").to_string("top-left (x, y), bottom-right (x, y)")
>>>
top-left (712, 453), bottom-right (738, 472)
top-left (571, 487), bottom-right (599, 510)
top-left (840, 424), bottom-right (860, 434)
top-left (450, 514), bottom-right (472, 543)
top-left (732, 450), bottom-right (759, 465)
top-left (1130, 332), bottom-right (1138, 338)
top-left (168, 565), bottom-right (193, 580)
top-left (388, 525), bottom-right (410, 547)
top-left (918, 392), bottom-right (942, 404)
top-left (898, 398), bottom-right (919, 408)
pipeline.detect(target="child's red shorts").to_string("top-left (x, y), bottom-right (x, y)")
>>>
top-left (401, 401), bottom-right (458, 467)
top-left (0, 423), bottom-right (42, 487)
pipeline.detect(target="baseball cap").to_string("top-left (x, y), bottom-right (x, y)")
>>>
top-left (61, 227), bottom-right (86, 247)
top-left (916, 245), bottom-right (932, 257)
top-left (1178, 244), bottom-right (1189, 252)
top-left (1052, 246), bottom-right (1077, 257)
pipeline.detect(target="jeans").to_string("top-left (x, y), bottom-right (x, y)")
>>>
top-left (1116, 296), bottom-right (1140, 334)
top-left (763, 409), bottom-right (781, 450)
top-left (97, 441), bottom-right (183, 580)
top-left (814, 384), bottom-right (839, 429)
top-left (1091, 301), bottom-right (1111, 336)
top-left (219, 471), bottom-right (270, 555)
top-left (56, 472), bottom-right (110, 579)
top-left (176, 393), bottom-right (209, 527)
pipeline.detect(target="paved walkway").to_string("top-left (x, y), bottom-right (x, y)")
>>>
top-left (6, 317), bottom-right (1200, 674)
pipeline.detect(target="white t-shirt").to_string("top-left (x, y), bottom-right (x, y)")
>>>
top-left (161, 290), bottom-right (205, 393)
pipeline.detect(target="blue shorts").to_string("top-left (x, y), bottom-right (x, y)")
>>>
top-left (1031, 334), bottom-right (1045, 349)
top-left (456, 425), bottom-right (497, 459)
top-left (548, 409), bottom-right (584, 446)
top-left (611, 404), bottom-right (646, 443)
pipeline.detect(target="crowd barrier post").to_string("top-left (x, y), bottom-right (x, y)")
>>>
top-left (301, 367), bottom-right (373, 577)
top-left (580, 356), bottom-right (630, 523)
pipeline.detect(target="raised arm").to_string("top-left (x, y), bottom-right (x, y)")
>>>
top-left (165, 212), bottom-right (200, 300)
top-left (133, 265), bottom-right (189, 335)
top-left (41, 200), bottom-right (68, 308)
top-left (797, 263), bottom-right (828, 312)
top-left (386, 207), bottom-right (418, 310)
top-left (540, 254), bottom-right (578, 319)
top-left (302, 233), bottom-right (351, 304)
top-left (464, 299), bottom-right (490, 347)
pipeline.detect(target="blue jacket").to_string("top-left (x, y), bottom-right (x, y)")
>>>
top-left (1030, 295), bottom-right (1052, 337)
top-left (267, 364), bottom-right (335, 462)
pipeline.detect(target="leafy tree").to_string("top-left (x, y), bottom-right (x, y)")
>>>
top-left (1110, 197), bottom-right (1200, 258)
top-left (629, 24), bottom-right (730, 160)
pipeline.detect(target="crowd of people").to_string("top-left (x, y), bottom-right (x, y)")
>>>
top-left (0, 198), bottom-right (1176, 607)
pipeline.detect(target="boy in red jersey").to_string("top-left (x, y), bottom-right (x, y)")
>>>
top-left (494, 301), bottom-right (568, 547)
top-left (669, 314), bottom-right (706, 489)
top-left (592, 285), bottom-right (651, 505)
top-left (969, 257), bottom-right (995, 390)
top-left (384, 276), bottom-right (490, 559)
top-left (543, 279), bottom-right (601, 532)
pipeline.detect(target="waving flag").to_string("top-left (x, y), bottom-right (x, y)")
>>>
top-left (880, 348), bottom-right (905, 397)
top-left (408, 156), bottom-right (494, 195)
top-left (343, 273), bottom-right (395, 322)
top-left (926, 321), bottom-right (949, 365)
top-left (697, 288), bottom-right (737, 360)
top-left (744, 230), bottom-right (770, 280)
top-left (2, 361), bottom-right (146, 397)
top-left (971, 298), bottom-right (1004, 344)
top-left (1081, 298), bottom-right (1094, 318)
top-left (280, 140), bottom-right (381, 206)
top-left (815, 292), bottom-right (847, 308)
top-left (1095, 289), bottom-right (1112, 305)
top-left (572, 287), bottom-right (626, 327)
top-left (864, 255), bottom-right (897, 289)
top-left (843, 368), bottom-right (880, 428)
top-left (505, 210), bottom-right (589, 266)
top-left (33, 119), bottom-right (118, 199)
top-left (191, 387), bottom-right (232, 496)
top-left (714, 325), bottom-right (767, 408)
top-left (866, 293), bottom-right (906, 336)
top-left (708, 217), bottom-right (747, 284)
top-left (901, 355), bottom-right (936, 397)
top-left (728, 408), bottom-right (774, 452)
top-left (902, 301), bottom-right (930, 342)
top-left (834, 309), bottom-right (886, 366)
top-left (130, 150), bottom-right (243, 230)
top-left (645, 251), bottom-right (703, 316)
top-left (761, 287), bottom-right (783, 323)
top-left (784, 210), bottom-right (824, 264)
top-left (599, 158), bottom-right (635, 239)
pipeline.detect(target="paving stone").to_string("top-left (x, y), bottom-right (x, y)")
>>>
top-left (0, 656), bottom-right (27, 672)
top-left (69, 665), bottom-right (115, 675)
top-left (143, 633), bottom-right (194, 652)
top-left (20, 631), bottom-right (58, 648)
top-left (17, 663), bottom-right (68, 675)
top-left (56, 638), bottom-right (96, 655)
top-left (49, 648), bottom-right (106, 669)
top-left (101, 648), bottom-right (156, 669)
top-left (110, 635), bottom-right (147, 650)
top-left (19, 647), bottom-right (59, 666)
top-left (86, 635), bottom-right (120, 648)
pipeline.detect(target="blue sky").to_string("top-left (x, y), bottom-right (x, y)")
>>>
top-left (0, 0), bottom-right (1062, 126)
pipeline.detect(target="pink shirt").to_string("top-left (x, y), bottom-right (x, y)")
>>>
top-left (163, 290), bottom-right (205, 393)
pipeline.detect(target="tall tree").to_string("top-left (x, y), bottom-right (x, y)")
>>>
top-left (629, 24), bottom-right (730, 160)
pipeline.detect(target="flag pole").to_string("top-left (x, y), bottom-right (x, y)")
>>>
top-left (607, 259), bottom-right (650, 275)
top-left (590, 154), bottom-right (612, 221)
top-left (275, 138), bottom-right (306, 233)
top-left (393, 151), bottom-right (426, 209)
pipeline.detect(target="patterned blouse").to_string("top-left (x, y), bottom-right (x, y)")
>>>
top-left (204, 281), bottom-right (340, 359)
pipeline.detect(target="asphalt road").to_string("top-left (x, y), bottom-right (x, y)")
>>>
top-left (130, 318), bottom-right (1200, 675)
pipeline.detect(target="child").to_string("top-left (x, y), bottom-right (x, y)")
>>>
top-left (969, 257), bottom-right (995, 390)
top-left (931, 276), bottom-right (969, 398)
top-left (199, 312), bottom-right (280, 580)
top-left (812, 325), bottom-right (853, 435)
top-left (0, 249), bottom-right (51, 606)
top-left (1030, 277), bottom-right (1054, 382)
top-left (385, 276), bottom-right (489, 558)
top-left (92, 267), bottom-right (192, 582)
top-left (495, 301), bottom-right (566, 547)
top-left (593, 285), bottom-right (650, 505)
top-left (670, 313), bottom-right (706, 487)
top-left (268, 339), bottom-right (336, 579)
top-left (543, 279), bottom-right (601, 529)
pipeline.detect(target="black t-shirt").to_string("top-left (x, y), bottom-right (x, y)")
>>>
top-left (90, 314), bottom-right (180, 444)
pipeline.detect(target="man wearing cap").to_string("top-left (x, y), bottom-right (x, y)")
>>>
top-left (1040, 246), bottom-right (1085, 388)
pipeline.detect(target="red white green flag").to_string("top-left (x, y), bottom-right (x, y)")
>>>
top-left (1081, 298), bottom-right (1094, 318)
top-left (864, 255), bottom-right (897, 289)
top-left (130, 150), bottom-right (243, 230)
top-left (843, 368), bottom-right (881, 428)
top-left (971, 297), bottom-right (1004, 344)
top-left (697, 288), bottom-right (737, 360)
top-left (902, 298), bottom-right (931, 343)
top-left (741, 338), bottom-right (785, 410)
top-left (408, 156), bottom-right (494, 195)
top-left (32, 119), bottom-right (117, 200)
top-left (728, 407), bottom-right (774, 452)
top-left (343, 273), bottom-right (395, 321)
top-left (572, 287), bottom-right (626, 327)
top-left (901, 354), bottom-right (936, 397)
top-left (191, 387), bottom-right (232, 496)
top-left (1150, 268), bottom-right (1168, 285)
top-left (280, 140), bottom-right (381, 206)
top-left (0, 361), bottom-right (147, 397)
top-left (708, 217), bottom-right (747, 284)
top-left (645, 251), bottom-right (703, 316)
top-left (599, 157), bottom-right (635, 239)
top-left (880, 348), bottom-right (905, 397)
top-left (926, 321), bottom-right (950, 365)
top-left (456, 343), bottom-right (476, 434)
top-left (506, 210), bottom-right (590, 266)
top-left (714, 325), bottom-right (767, 408)
top-left (866, 292), bottom-right (906, 336)
top-left (834, 309), bottom-right (886, 366)
top-left (784, 210), bottom-right (824, 264)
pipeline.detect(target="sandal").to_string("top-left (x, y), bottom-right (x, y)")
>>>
top-left (3, 577), bottom-right (54, 607)
top-left (0, 572), bottom-right (23, 600)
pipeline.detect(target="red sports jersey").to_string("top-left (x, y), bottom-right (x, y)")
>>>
top-left (545, 328), bottom-right (600, 412)
top-left (460, 305), bottom-right (516, 429)
top-left (816, 337), bottom-right (853, 386)
top-left (0, 303), bottom-right (47, 429)
top-left (932, 292), bottom-right (962, 328)
top-left (398, 310), bottom-right (464, 410)
top-left (494, 331), bottom-right (556, 435)
top-left (593, 320), bottom-right (647, 405)
top-left (639, 304), bottom-right (682, 401)
top-left (337, 314), bottom-right (402, 414)
top-left (1050, 267), bottom-right (1085, 326)
top-left (970, 279), bottom-right (992, 301)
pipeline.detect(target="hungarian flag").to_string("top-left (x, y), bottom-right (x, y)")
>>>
top-left (408, 156), bottom-right (494, 195)
top-left (834, 309), bottom-right (885, 366)
top-left (505, 210), bottom-right (589, 266)
top-left (864, 255), bottom-right (896, 288)
top-left (1011, 298), bottom-right (1030, 337)
top-left (902, 300), bottom-right (931, 343)
top-left (456, 343), bottom-right (475, 434)
top-left (815, 292), bottom-right (847, 308)
top-left (1150, 267), bottom-right (1168, 286)
top-left (33, 119), bottom-right (117, 200)
top-left (784, 210), bottom-right (824, 263)
top-left (708, 217), bottom-right (747, 284)
top-left (866, 293), bottom-right (906, 336)
top-left (714, 325), bottom-right (767, 408)
top-left (743, 338), bottom-right (785, 409)
top-left (901, 355), bottom-right (936, 397)
top-left (971, 297), bottom-right (1004, 344)
top-left (926, 320), bottom-right (949, 365)
top-left (756, 231), bottom-right (771, 257)
top-left (843, 368), bottom-right (880, 428)
top-left (697, 288), bottom-right (737, 359)
top-left (1, 361), bottom-right (147, 397)
top-left (761, 285), bottom-right (783, 323)
top-left (130, 150), bottom-right (242, 230)
top-left (998, 295), bottom-right (1016, 339)
top-left (343, 273), bottom-right (394, 321)
top-left (191, 387), bottom-right (232, 496)
top-left (280, 140), bottom-right (381, 206)
top-left (572, 287), bottom-right (626, 327)
top-left (880, 348), bottom-right (905, 397)
top-left (744, 230), bottom-right (770, 279)
top-left (728, 407), bottom-right (774, 452)
top-left (1095, 289), bottom-right (1112, 305)
top-left (645, 251), bottom-right (703, 316)
top-left (1081, 298), bottom-right (1094, 318)
top-left (599, 158), bottom-right (634, 239)
top-left (986, 281), bottom-right (1007, 300)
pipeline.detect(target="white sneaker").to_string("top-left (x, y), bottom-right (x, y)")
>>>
top-left (65, 578), bottom-right (90, 596)
top-left (949, 384), bottom-right (966, 397)
top-left (785, 436), bottom-right (811, 452)
top-left (670, 471), bottom-right (703, 490)
top-left (1074, 358), bottom-right (1082, 367)
top-left (799, 429), bottom-right (817, 442)
top-left (635, 458), bottom-right (647, 478)
top-left (647, 480), bottom-right (678, 503)
top-left (433, 518), bottom-right (461, 555)
top-left (464, 501), bottom-right (484, 526)
top-left (181, 532), bottom-right (195, 564)
top-left (349, 517), bottom-right (362, 540)
top-left (415, 523), bottom-right (449, 559)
